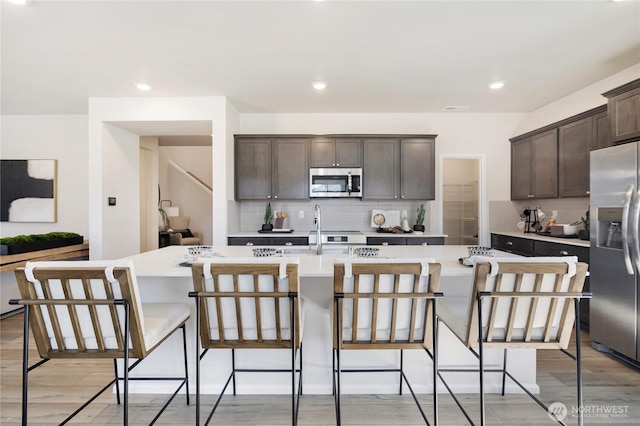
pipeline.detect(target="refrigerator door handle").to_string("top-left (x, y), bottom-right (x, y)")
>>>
top-left (633, 188), bottom-right (640, 272)
top-left (622, 184), bottom-right (635, 274)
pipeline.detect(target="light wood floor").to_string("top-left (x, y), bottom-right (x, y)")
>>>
top-left (1, 313), bottom-right (638, 425)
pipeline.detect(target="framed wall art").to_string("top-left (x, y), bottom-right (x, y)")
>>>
top-left (1, 159), bottom-right (57, 222)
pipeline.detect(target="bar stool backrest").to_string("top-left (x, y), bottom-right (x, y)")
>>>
top-left (191, 258), bottom-right (301, 349)
top-left (333, 258), bottom-right (441, 350)
top-left (466, 256), bottom-right (588, 349)
top-left (14, 260), bottom-right (147, 359)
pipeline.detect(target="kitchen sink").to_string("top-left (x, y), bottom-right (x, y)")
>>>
top-left (281, 246), bottom-right (351, 255)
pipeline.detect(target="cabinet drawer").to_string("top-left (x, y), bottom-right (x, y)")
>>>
top-left (406, 237), bottom-right (444, 246)
top-left (491, 234), bottom-right (534, 256)
top-left (228, 236), bottom-right (308, 246)
top-left (367, 237), bottom-right (406, 245)
top-left (270, 237), bottom-right (308, 246)
top-left (533, 240), bottom-right (589, 261)
top-left (228, 237), bottom-right (263, 246)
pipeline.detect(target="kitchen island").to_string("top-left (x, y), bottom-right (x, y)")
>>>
top-left (120, 245), bottom-right (535, 396)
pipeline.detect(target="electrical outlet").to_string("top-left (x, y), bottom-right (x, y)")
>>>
top-left (552, 210), bottom-right (558, 218)
top-left (299, 210), bottom-right (304, 219)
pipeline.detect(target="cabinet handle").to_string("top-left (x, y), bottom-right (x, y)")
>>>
top-left (267, 196), bottom-right (271, 199)
top-left (422, 242), bottom-right (428, 246)
top-left (401, 195), bottom-right (405, 199)
top-left (560, 250), bottom-right (569, 256)
top-left (246, 242), bottom-right (254, 246)
top-left (394, 195), bottom-right (398, 199)
top-left (586, 191), bottom-right (590, 195)
top-left (528, 194), bottom-right (534, 198)
top-left (382, 242), bottom-right (389, 246)
top-left (336, 163), bottom-right (340, 166)
top-left (285, 242), bottom-right (293, 246)
top-left (274, 195), bottom-right (278, 199)
top-left (507, 241), bottom-right (513, 246)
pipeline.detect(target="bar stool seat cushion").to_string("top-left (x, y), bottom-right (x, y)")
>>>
top-left (142, 303), bottom-right (191, 351)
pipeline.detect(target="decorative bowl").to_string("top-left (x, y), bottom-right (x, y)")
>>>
top-left (354, 247), bottom-right (380, 258)
top-left (188, 246), bottom-right (214, 256)
top-left (467, 246), bottom-right (493, 257)
top-left (252, 247), bottom-right (280, 257)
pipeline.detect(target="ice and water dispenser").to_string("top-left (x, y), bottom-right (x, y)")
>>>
top-left (596, 207), bottom-right (624, 250)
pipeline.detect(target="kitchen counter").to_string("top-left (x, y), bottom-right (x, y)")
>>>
top-left (120, 245), bottom-right (535, 397)
top-left (227, 231), bottom-right (447, 238)
top-left (492, 231), bottom-right (589, 248)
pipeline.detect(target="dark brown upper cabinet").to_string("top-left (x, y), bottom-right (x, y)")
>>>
top-left (235, 137), bottom-right (309, 200)
top-left (363, 136), bottom-right (436, 200)
top-left (558, 116), bottom-right (592, 198)
top-left (603, 78), bottom-right (640, 145)
top-left (511, 129), bottom-right (558, 200)
top-left (511, 105), bottom-right (608, 201)
top-left (310, 138), bottom-right (362, 167)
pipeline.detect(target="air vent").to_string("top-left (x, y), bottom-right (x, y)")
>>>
top-left (443, 106), bottom-right (471, 112)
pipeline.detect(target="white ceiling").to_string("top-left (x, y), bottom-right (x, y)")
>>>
top-left (2, 0), bottom-right (639, 117)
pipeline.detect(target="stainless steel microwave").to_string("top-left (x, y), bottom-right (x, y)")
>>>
top-left (309, 167), bottom-right (362, 198)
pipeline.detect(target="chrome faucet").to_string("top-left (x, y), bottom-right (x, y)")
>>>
top-left (314, 204), bottom-right (322, 255)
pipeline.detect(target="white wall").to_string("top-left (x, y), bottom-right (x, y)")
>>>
top-left (88, 97), bottom-right (236, 259)
top-left (159, 146), bottom-right (213, 245)
top-left (515, 64), bottom-right (640, 135)
top-left (0, 115), bottom-right (89, 238)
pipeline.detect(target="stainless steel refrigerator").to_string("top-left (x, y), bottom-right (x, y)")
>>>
top-left (590, 142), bottom-right (640, 365)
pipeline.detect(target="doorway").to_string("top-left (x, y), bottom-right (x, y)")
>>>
top-left (440, 156), bottom-right (487, 246)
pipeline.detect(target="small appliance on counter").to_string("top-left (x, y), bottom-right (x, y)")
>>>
top-left (371, 209), bottom-right (409, 233)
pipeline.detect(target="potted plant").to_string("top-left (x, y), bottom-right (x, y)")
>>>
top-left (1, 232), bottom-right (83, 255)
top-left (261, 202), bottom-right (274, 231)
top-left (413, 204), bottom-right (426, 232)
top-left (578, 209), bottom-right (590, 241)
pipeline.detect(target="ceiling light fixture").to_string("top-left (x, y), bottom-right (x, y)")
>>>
top-left (135, 82), bottom-right (152, 91)
top-left (312, 81), bottom-right (328, 91)
top-left (489, 81), bottom-right (505, 90)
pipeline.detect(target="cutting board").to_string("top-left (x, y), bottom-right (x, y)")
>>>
top-left (370, 209), bottom-right (401, 228)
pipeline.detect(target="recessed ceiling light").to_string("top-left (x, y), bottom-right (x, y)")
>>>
top-left (312, 81), bottom-right (328, 91)
top-left (135, 82), bottom-right (152, 91)
top-left (489, 81), bottom-right (505, 90)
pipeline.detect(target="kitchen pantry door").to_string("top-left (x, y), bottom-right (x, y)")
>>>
top-left (440, 155), bottom-right (487, 246)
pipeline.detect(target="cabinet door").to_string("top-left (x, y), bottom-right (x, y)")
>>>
top-left (531, 130), bottom-right (558, 199)
top-left (310, 138), bottom-right (336, 167)
top-left (400, 138), bottom-right (435, 200)
top-left (594, 110), bottom-right (611, 150)
top-left (335, 138), bottom-right (362, 167)
top-left (406, 237), bottom-right (444, 246)
top-left (608, 84), bottom-right (640, 144)
top-left (363, 138), bottom-right (399, 199)
top-left (366, 236), bottom-right (406, 245)
top-left (559, 117), bottom-right (591, 198)
top-left (272, 138), bottom-right (309, 200)
top-left (235, 138), bottom-right (272, 200)
top-left (511, 138), bottom-right (533, 200)
top-left (490, 233), bottom-right (534, 256)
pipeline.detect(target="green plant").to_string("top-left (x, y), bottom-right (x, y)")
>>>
top-left (581, 208), bottom-right (590, 232)
top-left (416, 204), bottom-right (425, 226)
top-left (264, 202), bottom-right (273, 225)
top-left (0, 232), bottom-right (81, 245)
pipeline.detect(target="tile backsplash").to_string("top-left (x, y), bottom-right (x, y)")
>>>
top-left (239, 199), bottom-right (430, 233)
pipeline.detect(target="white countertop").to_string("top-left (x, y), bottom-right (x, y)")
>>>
top-left (123, 244), bottom-right (489, 279)
top-left (492, 231), bottom-right (590, 248)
